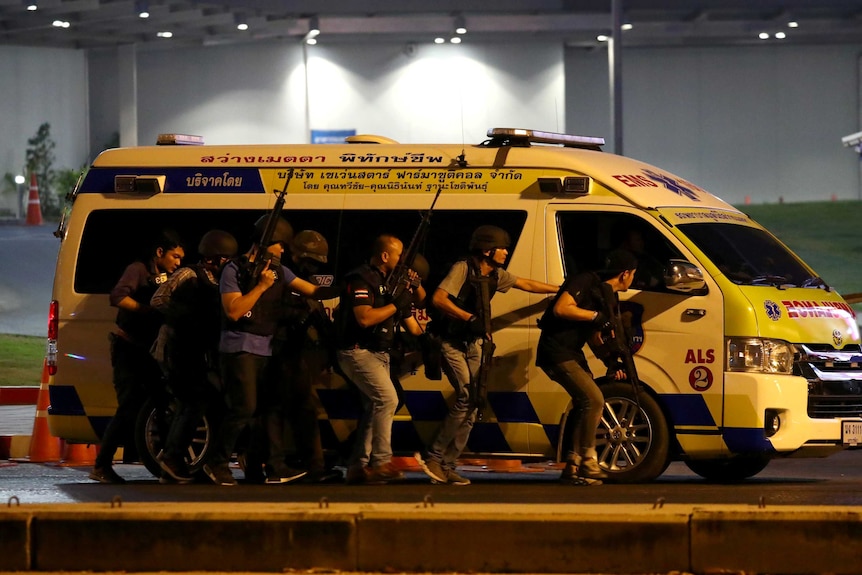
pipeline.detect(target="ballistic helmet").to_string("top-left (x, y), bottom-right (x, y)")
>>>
top-left (252, 215), bottom-right (294, 246)
top-left (291, 230), bottom-right (328, 263)
top-left (198, 229), bottom-right (238, 259)
top-left (410, 252), bottom-right (430, 282)
top-left (469, 225), bottom-right (511, 252)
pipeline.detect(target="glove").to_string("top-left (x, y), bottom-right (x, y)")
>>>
top-left (467, 315), bottom-right (486, 337)
top-left (591, 311), bottom-right (609, 327)
top-left (392, 288), bottom-right (414, 317)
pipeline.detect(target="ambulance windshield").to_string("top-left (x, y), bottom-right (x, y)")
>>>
top-left (679, 222), bottom-right (821, 288)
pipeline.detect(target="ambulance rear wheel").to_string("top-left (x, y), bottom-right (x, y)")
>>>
top-left (684, 456), bottom-right (770, 482)
top-left (595, 383), bottom-right (670, 483)
top-left (134, 398), bottom-right (213, 479)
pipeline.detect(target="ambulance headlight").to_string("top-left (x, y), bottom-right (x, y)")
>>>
top-left (726, 337), bottom-right (795, 375)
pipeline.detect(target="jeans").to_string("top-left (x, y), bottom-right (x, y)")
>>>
top-left (541, 359), bottom-right (604, 459)
top-left (427, 338), bottom-right (482, 470)
top-left (210, 352), bottom-right (269, 467)
top-left (337, 348), bottom-right (397, 468)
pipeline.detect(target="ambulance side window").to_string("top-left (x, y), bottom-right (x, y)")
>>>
top-left (75, 208), bottom-right (528, 294)
top-left (556, 211), bottom-right (683, 291)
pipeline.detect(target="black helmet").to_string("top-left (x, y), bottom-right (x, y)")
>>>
top-left (291, 230), bottom-right (328, 263)
top-left (198, 229), bottom-right (238, 258)
top-left (469, 225), bottom-right (511, 252)
top-left (253, 215), bottom-right (294, 246)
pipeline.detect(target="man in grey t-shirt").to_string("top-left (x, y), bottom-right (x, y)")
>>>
top-left (415, 225), bottom-right (557, 485)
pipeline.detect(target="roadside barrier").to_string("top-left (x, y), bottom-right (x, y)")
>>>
top-left (26, 360), bottom-right (61, 462)
top-left (25, 173), bottom-right (42, 226)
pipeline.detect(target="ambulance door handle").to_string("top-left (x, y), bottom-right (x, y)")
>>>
top-left (684, 309), bottom-right (706, 317)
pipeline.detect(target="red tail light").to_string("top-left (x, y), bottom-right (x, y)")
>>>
top-left (46, 300), bottom-right (59, 375)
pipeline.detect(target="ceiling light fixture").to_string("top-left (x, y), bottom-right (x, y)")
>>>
top-left (450, 36), bottom-right (461, 44)
top-left (621, 23), bottom-right (633, 31)
top-left (135, 1), bottom-right (149, 19)
top-left (775, 31), bottom-right (786, 39)
top-left (156, 31), bottom-right (172, 38)
top-left (788, 21), bottom-right (799, 28)
top-left (434, 37), bottom-right (445, 44)
top-left (52, 20), bottom-right (70, 28)
top-left (234, 12), bottom-right (248, 31)
top-left (597, 34), bottom-right (609, 42)
top-left (26, 3), bottom-right (37, 11)
top-left (758, 32), bottom-right (770, 39)
top-left (306, 15), bottom-right (320, 38)
top-left (454, 14), bottom-right (467, 35)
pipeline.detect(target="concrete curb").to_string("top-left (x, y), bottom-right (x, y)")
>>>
top-left (1, 503), bottom-right (861, 573)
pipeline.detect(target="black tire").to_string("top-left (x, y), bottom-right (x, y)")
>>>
top-left (134, 398), bottom-right (213, 479)
top-left (684, 456), bottom-right (770, 482)
top-left (595, 382), bottom-right (670, 483)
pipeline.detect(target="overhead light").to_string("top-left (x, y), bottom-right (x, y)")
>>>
top-left (234, 12), bottom-right (248, 31)
top-left (450, 36), bottom-right (461, 44)
top-left (135, 0), bottom-right (149, 18)
top-left (454, 14), bottom-right (467, 35)
top-left (434, 37), bottom-right (445, 44)
top-left (307, 15), bottom-right (320, 38)
top-left (156, 31), bottom-right (172, 38)
top-left (621, 23), bottom-right (633, 31)
top-left (597, 34), bottom-right (609, 42)
top-left (52, 20), bottom-right (70, 28)
top-left (306, 37), bottom-right (317, 45)
top-left (758, 32), bottom-right (770, 39)
top-left (788, 21), bottom-right (799, 28)
top-left (26, 3), bottom-right (37, 11)
top-left (775, 31), bottom-right (786, 39)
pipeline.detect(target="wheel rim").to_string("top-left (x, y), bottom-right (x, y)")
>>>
top-left (597, 396), bottom-right (653, 472)
top-left (144, 407), bottom-right (210, 470)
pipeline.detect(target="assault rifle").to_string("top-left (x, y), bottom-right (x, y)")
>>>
top-left (385, 184), bottom-right (442, 305)
top-left (474, 277), bottom-right (494, 421)
top-left (242, 168), bottom-right (293, 292)
top-left (598, 282), bottom-right (641, 408)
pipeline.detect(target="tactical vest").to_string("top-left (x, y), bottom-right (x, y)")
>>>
top-left (221, 260), bottom-right (284, 337)
top-left (431, 258), bottom-right (498, 341)
top-left (336, 263), bottom-right (394, 351)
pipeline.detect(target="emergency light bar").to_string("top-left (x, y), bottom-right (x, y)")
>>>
top-left (156, 133), bottom-right (205, 146)
top-left (487, 128), bottom-right (604, 150)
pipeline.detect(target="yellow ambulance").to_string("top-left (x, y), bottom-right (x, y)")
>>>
top-left (48, 128), bottom-right (862, 482)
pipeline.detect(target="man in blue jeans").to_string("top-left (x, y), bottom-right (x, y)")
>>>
top-left (337, 234), bottom-right (424, 485)
top-left (415, 225), bottom-right (557, 485)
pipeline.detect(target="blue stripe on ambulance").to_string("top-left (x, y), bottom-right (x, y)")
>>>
top-left (48, 385), bottom-right (86, 416)
top-left (722, 428), bottom-right (776, 454)
top-left (659, 394), bottom-right (717, 426)
top-left (81, 167), bottom-right (265, 194)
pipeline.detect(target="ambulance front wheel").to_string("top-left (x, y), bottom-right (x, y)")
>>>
top-left (594, 382), bottom-right (670, 483)
top-left (134, 398), bottom-right (213, 478)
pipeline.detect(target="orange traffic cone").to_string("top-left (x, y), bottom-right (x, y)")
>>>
top-left (25, 172), bottom-right (43, 226)
top-left (27, 360), bottom-right (61, 462)
top-left (57, 440), bottom-right (97, 467)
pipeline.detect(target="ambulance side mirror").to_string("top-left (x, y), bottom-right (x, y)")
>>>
top-left (664, 259), bottom-right (708, 295)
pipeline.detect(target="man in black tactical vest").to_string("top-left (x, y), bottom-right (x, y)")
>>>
top-left (536, 249), bottom-right (638, 486)
top-left (149, 229), bottom-right (238, 483)
top-left (90, 229), bottom-right (185, 484)
top-left (204, 217), bottom-right (339, 486)
top-left (337, 234), bottom-right (425, 485)
top-left (415, 225), bottom-right (557, 485)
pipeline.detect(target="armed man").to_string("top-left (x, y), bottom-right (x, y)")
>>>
top-left (266, 230), bottom-right (342, 483)
top-left (415, 225), bottom-right (557, 485)
top-left (149, 229), bottom-right (238, 483)
top-left (338, 234), bottom-right (425, 485)
top-left (535, 248), bottom-right (639, 486)
top-left (203, 216), bottom-right (339, 486)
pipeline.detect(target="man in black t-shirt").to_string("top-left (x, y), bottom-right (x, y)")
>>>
top-left (536, 249), bottom-right (638, 486)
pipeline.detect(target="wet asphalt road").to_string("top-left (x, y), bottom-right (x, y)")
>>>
top-left (0, 222), bottom-right (59, 337)
top-left (2, 450), bottom-right (862, 506)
